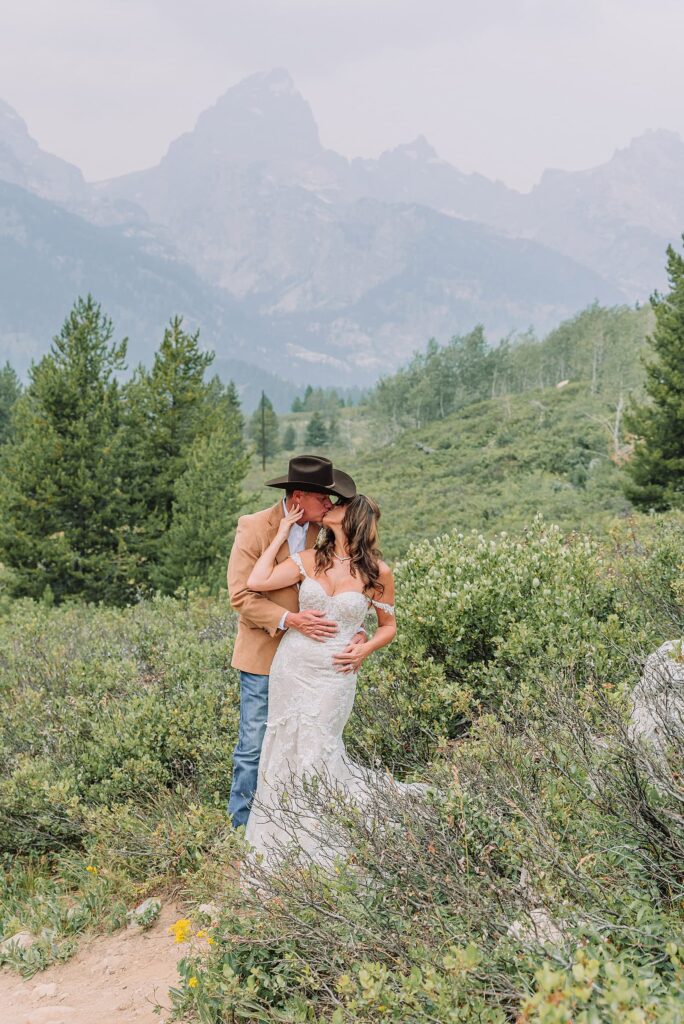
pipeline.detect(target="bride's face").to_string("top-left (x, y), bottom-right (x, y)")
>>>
top-left (321, 500), bottom-right (349, 527)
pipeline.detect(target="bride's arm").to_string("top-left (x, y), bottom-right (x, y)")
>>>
top-left (247, 506), bottom-right (304, 591)
top-left (364, 566), bottom-right (397, 654)
top-left (333, 564), bottom-right (396, 673)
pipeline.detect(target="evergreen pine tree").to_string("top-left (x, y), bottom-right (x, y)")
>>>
top-left (0, 362), bottom-right (21, 444)
top-left (624, 241), bottom-right (684, 510)
top-left (157, 386), bottom-right (248, 593)
top-left (122, 317), bottom-right (215, 584)
top-left (305, 410), bottom-right (328, 447)
top-left (327, 410), bottom-right (340, 444)
top-left (282, 423), bottom-right (297, 450)
top-left (249, 393), bottom-right (279, 461)
top-left (291, 396), bottom-right (304, 413)
top-left (0, 297), bottom-right (135, 603)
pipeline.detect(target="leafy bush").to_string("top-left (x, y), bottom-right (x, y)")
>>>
top-left (1, 511), bottom-right (682, 1004)
top-left (0, 594), bottom-right (239, 854)
top-left (0, 592), bottom-right (245, 971)
top-left (350, 514), bottom-right (683, 768)
top-left (172, 674), bottom-right (684, 1023)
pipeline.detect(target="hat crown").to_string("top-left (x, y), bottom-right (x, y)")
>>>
top-left (287, 455), bottom-right (334, 487)
top-left (265, 453), bottom-right (356, 500)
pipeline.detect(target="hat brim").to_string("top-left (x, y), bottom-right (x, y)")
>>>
top-left (266, 469), bottom-right (356, 500)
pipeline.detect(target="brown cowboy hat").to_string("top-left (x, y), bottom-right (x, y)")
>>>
top-left (266, 455), bottom-right (356, 500)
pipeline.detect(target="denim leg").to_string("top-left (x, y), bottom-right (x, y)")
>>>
top-left (228, 671), bottom-right (269, 828)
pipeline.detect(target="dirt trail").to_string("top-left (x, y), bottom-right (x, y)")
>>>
top-left (0, 902), bottom-right (191, 1024)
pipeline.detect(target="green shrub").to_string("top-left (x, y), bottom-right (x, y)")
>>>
top-left (86, 790), bottom-right (231, 884)
top-left (0, 594), bottom-right (239, 854)
top-left (172, 675), bottom-right (684, 1023)
top-left (349, 514), bottom-right (683, 768)
top-left (0, 759), bottom-right (84, 854)
top-left (0, 593), bottom-right (243, 971)
top-left (1, 511), bottom-right (683, 1000)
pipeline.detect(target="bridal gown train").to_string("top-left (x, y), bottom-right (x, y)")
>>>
top-left (245, 551), bottom-right (417, 869)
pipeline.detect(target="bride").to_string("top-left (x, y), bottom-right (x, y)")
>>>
top-left (244, 493), bottom-right (401, 867)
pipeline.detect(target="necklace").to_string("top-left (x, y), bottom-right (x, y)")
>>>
top-left (333, 550), bottom-right (351, 562)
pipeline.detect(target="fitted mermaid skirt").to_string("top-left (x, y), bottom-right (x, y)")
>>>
top-left (242, 553), bottom-right (426, 869)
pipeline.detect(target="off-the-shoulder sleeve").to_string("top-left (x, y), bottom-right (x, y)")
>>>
top-left (371, 598), bottom-right (395, 616)
top-left (291, 550), bottom-right (307, 578)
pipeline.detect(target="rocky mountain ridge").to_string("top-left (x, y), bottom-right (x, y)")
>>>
top-left (1, 69), bottom-right (682, 397)
top-left (0, 99), bottom-right (87, 205)
top-left (91, 70), bottom-right (684, 305)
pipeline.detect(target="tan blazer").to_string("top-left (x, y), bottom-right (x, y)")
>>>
top-left (227, 501), bottom-right (319, 675)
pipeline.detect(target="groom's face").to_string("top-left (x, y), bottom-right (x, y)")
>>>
top-left (289, 490), bottom-right (333, 524)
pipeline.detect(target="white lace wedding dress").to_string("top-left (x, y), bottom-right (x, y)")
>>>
top-left (245, 551), bottom-right (417, 869)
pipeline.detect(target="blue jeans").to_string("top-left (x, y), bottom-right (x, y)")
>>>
top-left (228, 671), bottom-right (269, 829)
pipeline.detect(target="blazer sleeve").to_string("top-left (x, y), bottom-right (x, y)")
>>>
top-left (227, 516), bottom-right (289, 637)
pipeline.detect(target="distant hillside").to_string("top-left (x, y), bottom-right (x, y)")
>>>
top-left (0, 181), bottom-right (295, 410)
top-left (249, 383), bottom-right (635, 559)
top-left (246, 304), bottom-right (651, 554)
top-left (347, 383), bottom-right (636, 557)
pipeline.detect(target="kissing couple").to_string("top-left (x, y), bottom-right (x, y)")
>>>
top-left (227, 455), bottom-right (420, 867)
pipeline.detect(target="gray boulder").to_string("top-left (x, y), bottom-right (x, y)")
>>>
top-left (126, 897), bottom-right (162, 929)
top-left (630, 640), bottom-right (684, 750)
top-left (0, 929), bottom-right (36, 953)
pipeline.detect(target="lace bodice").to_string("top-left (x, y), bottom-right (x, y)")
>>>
top-left (299, 576), bottom-right (369, 636)
top-left (290, 551), bottom-right (394, 638)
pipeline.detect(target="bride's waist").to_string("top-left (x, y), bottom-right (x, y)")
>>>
top-left (286, 628), bottom-right (360, 651)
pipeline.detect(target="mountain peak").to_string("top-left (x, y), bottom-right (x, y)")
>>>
top-left (0, 97), bottom-right (86, 202)
top-left (167, 68), bottom-right (320, 166)
top-left (0, 99), bottom-right (32, 146)
top-left (241, 67), bottom-right (297, 97)
top-left (615, 128), bottom-right (684, 163)
top-left (209, 67), bottom-right (308, 117)
top-left (399, 135), bottom-right (439, 159)
top-left (0, 98), bottom-right (24, 123)
top-left (383, 135), bottom-right (440, 163)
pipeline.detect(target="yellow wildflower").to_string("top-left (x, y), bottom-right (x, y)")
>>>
top-left (86, 865), bottom-right (98, 875)
top-left (188, 976), bottom-right (198, 988)
top-left (196, 930), bottom-right (206, 939)
top-left (207, 937), bottom-right (215, 945)
top-left (168, 918), bottom-right (193, 943)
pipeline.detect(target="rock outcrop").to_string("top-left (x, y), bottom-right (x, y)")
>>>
top-left (630, 640), bottom-right (684, 751)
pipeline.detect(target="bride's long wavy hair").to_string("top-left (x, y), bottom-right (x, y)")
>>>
top-left (314, 494), bottom-right (384, 596)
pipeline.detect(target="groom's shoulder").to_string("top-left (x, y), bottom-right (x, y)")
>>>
top-left (237, 502), bottom-right (280, 531)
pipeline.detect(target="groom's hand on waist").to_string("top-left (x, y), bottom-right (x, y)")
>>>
top-left (284, 610), bottom-right (338, 641)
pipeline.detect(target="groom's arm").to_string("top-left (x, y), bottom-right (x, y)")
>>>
top-left (228, 517), bottom-right (289, 638)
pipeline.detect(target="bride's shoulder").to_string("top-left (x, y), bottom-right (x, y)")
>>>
top-left (376, 560), bottom-right (393, 580)
top-left (373, 561), bottom-right (394, 598)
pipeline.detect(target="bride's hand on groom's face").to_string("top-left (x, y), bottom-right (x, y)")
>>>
top-left (278, 504), bottom-right (304, 540)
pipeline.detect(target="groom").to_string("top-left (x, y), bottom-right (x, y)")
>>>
top-left (227, 454), bottom-right (362, 829)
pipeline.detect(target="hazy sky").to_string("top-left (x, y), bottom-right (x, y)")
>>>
top-left (2, 0), bottom-right (683, 191)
